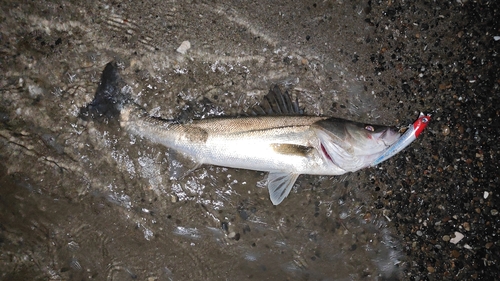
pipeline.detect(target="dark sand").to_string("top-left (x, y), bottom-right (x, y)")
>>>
top-left (1, 1), bottom-right (498, 280)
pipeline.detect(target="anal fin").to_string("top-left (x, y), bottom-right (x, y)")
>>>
top-left (267, 171), bottom-right (300, 205)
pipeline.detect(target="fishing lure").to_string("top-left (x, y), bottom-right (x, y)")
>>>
top-left (371, 113), bottom-right (431, 166)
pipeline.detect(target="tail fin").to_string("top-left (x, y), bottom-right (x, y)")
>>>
top-left (79, 62), bottom-right (131, 120)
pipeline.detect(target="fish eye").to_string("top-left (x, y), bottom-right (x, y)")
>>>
top-left (364, 125), bottom-right (375, 132)
top-left (422, 117), bottom-right (429, 123)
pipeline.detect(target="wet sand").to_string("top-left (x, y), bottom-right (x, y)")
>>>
top-left (1, 0), bottom-right (498, 280)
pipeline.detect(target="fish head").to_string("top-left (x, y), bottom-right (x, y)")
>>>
top-left (314, 118), bottom-right (400, 171)
top-left (344, 122), bottom-right (400, 156)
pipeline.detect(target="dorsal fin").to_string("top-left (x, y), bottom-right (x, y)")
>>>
top-left (248, 85), bottom-right (303, 116)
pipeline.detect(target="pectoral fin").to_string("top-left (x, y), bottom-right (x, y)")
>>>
top-left (267, 172), bottom-right (300, 205)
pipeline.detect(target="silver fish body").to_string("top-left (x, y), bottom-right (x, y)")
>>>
top-left (83, 62), bottom-right (401, 205)
top-left (120, 105), bottom-right (400, 204)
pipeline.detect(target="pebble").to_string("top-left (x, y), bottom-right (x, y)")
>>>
top-left (442, 235), bottom-right (450, 242)
top-left (227, 232), bottom-right (240, 241)
top-left (463, 222), bottom-right (471, 231)
top-left (483, 191), bottom-right (489, 199)
top-left (339, 212), bottom-right (348, 219)
top-left (450, 232), bottom-right (464, 244)
top-left (363, 212), bottom-right (372, 222)
top-left (439, 83), bottom-right (449, 90)
top-left (427, 266), bottom-right (435, 273)
top-left (442, 125), bottom-right (450, 136)
top-left (176, 41), bottom-right (191, 54)
top-left (491, 209), bottom-right (498, 216)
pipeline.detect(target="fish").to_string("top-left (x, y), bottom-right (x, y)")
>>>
top-left (81, 62), bottom-right (427, 205)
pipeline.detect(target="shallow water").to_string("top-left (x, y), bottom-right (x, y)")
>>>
top-left (1, 0), bottom-right (498, 280)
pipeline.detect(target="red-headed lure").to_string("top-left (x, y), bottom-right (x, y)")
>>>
top-left (371, 113), bottom-right (431, 166)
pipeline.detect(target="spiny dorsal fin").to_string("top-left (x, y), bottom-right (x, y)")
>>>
top-left (248, 85), bottom-right (303, 116)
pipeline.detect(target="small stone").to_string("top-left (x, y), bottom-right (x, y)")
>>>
top-left (485, 242), bottom-right (494, 249)
top-left (491, 209), bottom-right (498, 216)
top-left (234, 233), bottom-right (240, 241)
top-left (442, 235), bottom-right (450, 242)
top-left (451, 250), bottom-right (460, 258)
top-left (439, 83), bottom-right (452, 90)
top-left (171, 194), bottom-right (179, 203)
top-left (363, 212), bottom-right (372, 222)
top-left (339, 212), bottom-right (348, 219)
top-left (176, 40), bottom-right (191, 54)
top-left (221, 222), bottom-right (229, 232)
top-left (483, 191), bottom-right (489, 199)
top-left (427, 266), bottom-right (435, 273)
top-left (416, 230), bottom-right (423, 236)
top-left (463, 222), bottom-right (471, 231)
top-left (450, 232), bottom-right (464, 244)
top-left (227, 232), bottom-right (236, 239)
top-left (442, 125), bottom-right (450, 136)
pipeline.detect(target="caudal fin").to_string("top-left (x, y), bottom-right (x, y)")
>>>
top-left (79, 62), bottom-right (131, 120)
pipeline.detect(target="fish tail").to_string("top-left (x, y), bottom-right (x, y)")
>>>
top-left (79, 62), bottom-right (131, 120)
